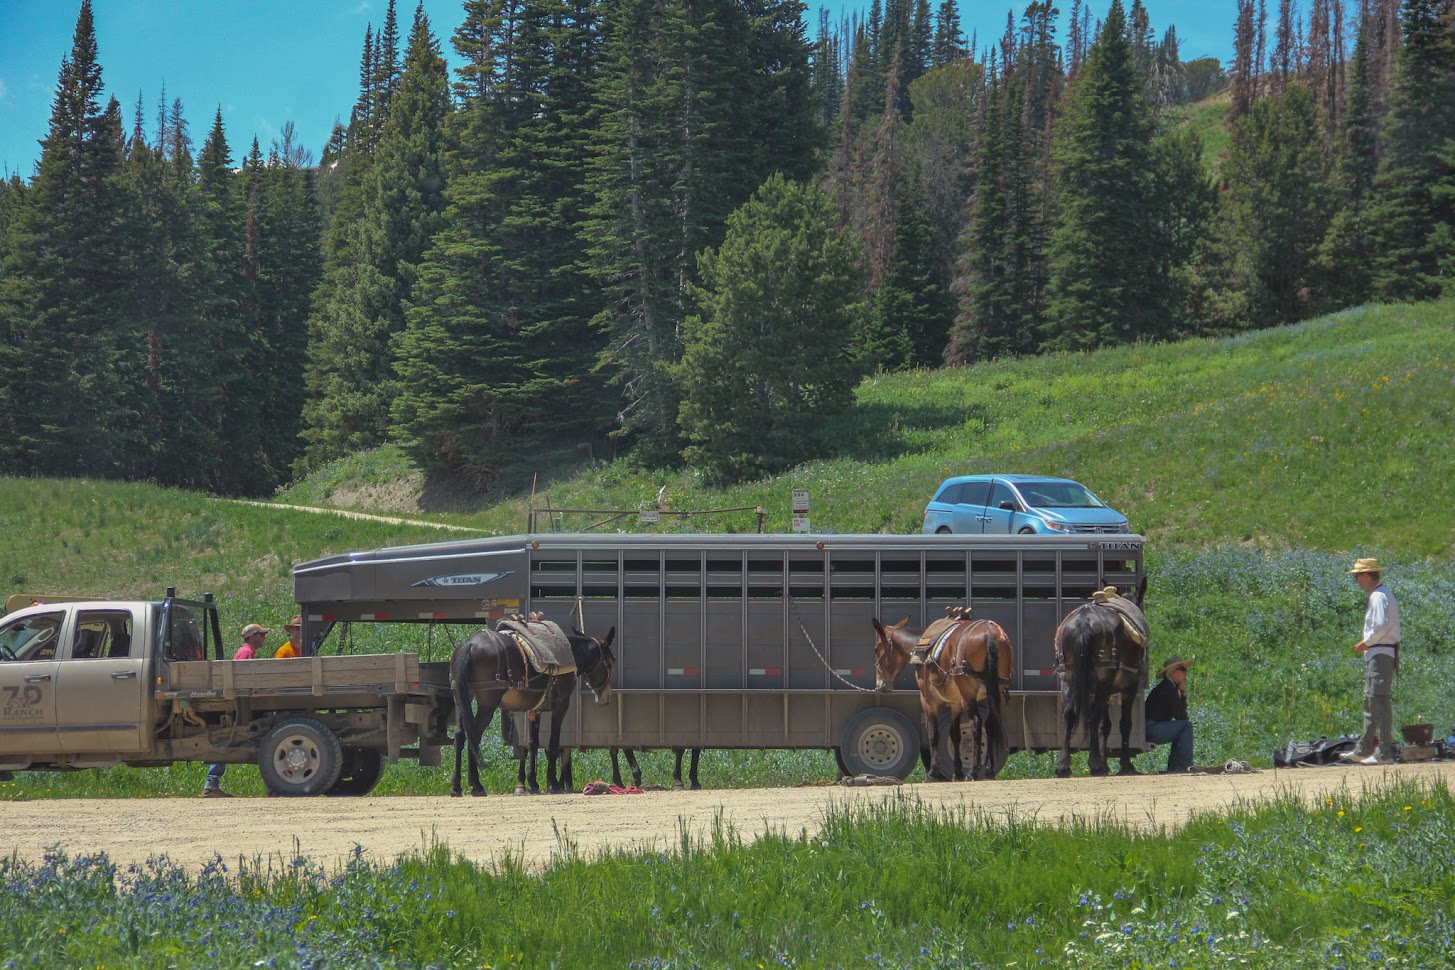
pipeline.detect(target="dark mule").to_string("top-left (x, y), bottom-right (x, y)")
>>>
top-left (1053, 577), bottom-right (1149, 778)
top-left (607, 747), bottom-right (703, 790)
top-left (871, 616), bottom-right (1013, 781)
top-left (450, 625), bottom-right (616, 797)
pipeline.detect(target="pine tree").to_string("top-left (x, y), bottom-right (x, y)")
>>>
top-left (0, 1), bottom-right (140, 476)
top-left (675, 175), bottom-right (867, 484)
top-left (1044, 0), bottom-right (1166, 350)
top-left (1220, 85), bottom-right (1335, 327)
top-left (584, 0), bottom-right (818, 466)
top-left (301, 6), bottom-right (451, 469)
top-left (1367, 0), bottom-right (1455, 301)
top-left (931, 0), bottom-right (966, 66)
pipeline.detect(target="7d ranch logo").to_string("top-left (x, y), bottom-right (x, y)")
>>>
top-left (2, 684), bottom-right (46, 720)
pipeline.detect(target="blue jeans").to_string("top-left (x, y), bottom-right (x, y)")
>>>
top-left (1146, 719), bottom-right (1194, 772)
top-left (204, 763), bottom-right (226, 790)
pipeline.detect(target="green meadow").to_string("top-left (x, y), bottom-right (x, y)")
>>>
top-left (4, 300), bottom-right (1455, 966)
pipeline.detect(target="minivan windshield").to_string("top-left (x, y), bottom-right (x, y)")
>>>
top-left (1016, 481), bottom-right (1107, 509)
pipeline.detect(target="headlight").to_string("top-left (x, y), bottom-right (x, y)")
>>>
top-left (1043, 519), bottom-right (1070, 532)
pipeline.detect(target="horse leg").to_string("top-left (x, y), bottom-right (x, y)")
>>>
top-left (516, 715), bottom-right (540, 795)
top-left (1088, 693), bottom-right (1111, 776)
top-left (546, 705), bottom-right (567, 794)
top-left (923, 708), bottom-right (948, 781)
top-left (672, 747), bottom-right (702, 790)
top-left (560, 747), bottom-right (574, 792)
top-left (950, 709), bottom-right (967, 781)
top-left (465, 700), bottom-right (495, 797)
top-left (1116, 688), bottom-right (1140, 775)
top-left (451, 706), bottom-right (467, 797)
top-left (1055, 682), bottom-right (1077, 778)
top-left (625, 749), bottom-right (642, 788)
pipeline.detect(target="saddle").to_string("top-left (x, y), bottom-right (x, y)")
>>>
top-left (496, 614), bottom-right (576, 679)
top-left (1089, 587), bottom-right (1150, 647)
top-left (910, 607), bottom-right (974, 667)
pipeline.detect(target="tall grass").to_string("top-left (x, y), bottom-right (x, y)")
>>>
top-left (4, 782), bottom-right (1452, 968)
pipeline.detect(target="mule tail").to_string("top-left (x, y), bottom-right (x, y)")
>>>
top-left (1070, 611), bottom-right (1097, 729)
top-left (983, 624), bottom-right (1009, 773)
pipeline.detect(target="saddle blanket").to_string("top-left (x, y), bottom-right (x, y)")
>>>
top-left (496, 618), bottom-right (576, 675)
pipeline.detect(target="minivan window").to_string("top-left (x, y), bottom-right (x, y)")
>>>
top-left (989, 481), bottom-right (1018, 509)
top-left (936, 482), bottom-right (963, 504)
top-left (1018, 481), bottom-right (1107, 508)
top-left (960, 481), bottom-right (992, 507)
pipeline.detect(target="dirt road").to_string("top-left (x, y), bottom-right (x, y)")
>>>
top-left (8, 761), bottom-right (1452, 873)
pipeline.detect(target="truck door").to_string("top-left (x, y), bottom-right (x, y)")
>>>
top-left (0, 609), bottom-right (65, 757)
top-left (55, 608), bottom-right (148, 754)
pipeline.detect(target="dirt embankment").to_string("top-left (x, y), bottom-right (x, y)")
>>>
top-left (7, 761), bottom-right (1452, 874)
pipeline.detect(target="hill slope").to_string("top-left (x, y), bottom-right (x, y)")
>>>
top-left (283, 300), bottom-right (1455, 561)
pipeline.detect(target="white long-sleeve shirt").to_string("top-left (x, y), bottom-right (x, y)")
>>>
top-left (1363, 583), bottom-right (1400, 659)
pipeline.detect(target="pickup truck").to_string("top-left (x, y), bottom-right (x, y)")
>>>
top-left (0, 591), bottom-right (453, 795)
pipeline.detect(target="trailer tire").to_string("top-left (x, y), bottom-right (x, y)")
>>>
top-left (260, 717), bottom-right (343, 797)
top-left (327, 747), bottom-right (385, 797)
top-left (839, 707), bottom-right (921, 780)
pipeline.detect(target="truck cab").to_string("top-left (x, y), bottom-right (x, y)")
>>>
top-left (0, 593), bottom-right (220, 769)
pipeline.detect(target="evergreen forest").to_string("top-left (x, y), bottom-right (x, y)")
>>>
top-left (1, 0), bottom-right (1451, 496)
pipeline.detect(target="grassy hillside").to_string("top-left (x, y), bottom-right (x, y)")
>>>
top-left (284, 300), bottom-right (1455, 561)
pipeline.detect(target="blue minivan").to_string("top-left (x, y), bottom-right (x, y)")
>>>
top-left (922, 474), bottom-right (1130, 535)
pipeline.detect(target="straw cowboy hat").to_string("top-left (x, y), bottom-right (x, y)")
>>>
top-left (1347, 558), bottom-right (1385, 575)
top-left (285, 615), bottom-right (302, 630)
top-left (1157, 657), bottom-right (1192, 679)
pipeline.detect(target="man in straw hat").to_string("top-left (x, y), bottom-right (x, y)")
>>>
top-left (1338, 558), bottom-right (1401, 765)
top-left (1145, 657), bottom-right (1194, 773)
top-left (274, 615), bottom-right (303, 659)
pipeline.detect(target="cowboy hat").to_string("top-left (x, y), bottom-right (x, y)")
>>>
top-left (241, 623), bottom-right (269, 638)
top-left (1347, 557), bottom-right (1384, 575)
top-left (285, 615), bottom-right (302, 630)
top-left (1157, 657), bottom-right (1192, 678)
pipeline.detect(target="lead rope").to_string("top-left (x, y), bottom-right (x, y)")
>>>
top-left (783, 592), bottom-right (874, 693)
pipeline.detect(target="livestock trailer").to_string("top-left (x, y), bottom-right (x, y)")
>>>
top-left (292, 532), bottom-right (1151, 777)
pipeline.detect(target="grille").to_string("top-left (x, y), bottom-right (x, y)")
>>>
top-left (1073, 523), bottom-right (1129, 534)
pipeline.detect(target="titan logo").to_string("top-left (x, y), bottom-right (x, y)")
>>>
top-left (412, 571), bottom-right (514, 588)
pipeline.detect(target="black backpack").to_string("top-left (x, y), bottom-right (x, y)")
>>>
top-left (1273, 735), bottom-right (1360, 767)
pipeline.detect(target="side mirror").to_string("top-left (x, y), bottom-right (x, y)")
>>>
top-left (998, 500), bottom-right (1018, 511)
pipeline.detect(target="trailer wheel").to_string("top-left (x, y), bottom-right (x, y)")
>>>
top-left (326, 747), bottom-right (385, 797)
top-left (260, 717), bottom-right (343, 797)
top-left (839, 707), bottom-right (921, 780)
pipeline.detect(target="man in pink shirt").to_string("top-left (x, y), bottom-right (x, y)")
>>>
top-left (201, 623), bottom-right (269, 796)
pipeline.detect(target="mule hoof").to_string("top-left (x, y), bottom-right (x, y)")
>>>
top-left (690, 783), bottom-right (702, 791)
top-left (1089, 767), bottom-right (1109, 778)
top-left (450, 789), bottom-right (462, 798)
top-left (672, 782), bottom-right (685, 790)
top-left (513, 785), bottom-right (528, 795)
top-left (1119, 764), bottom-right (1142, 776)
top-left (470, 788), bottom-right (486, 797)
top-left (1054, 767), bottom-right (1071, 779)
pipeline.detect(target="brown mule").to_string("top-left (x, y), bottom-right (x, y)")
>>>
top-left (871, 616), bottom-right (1013, 781)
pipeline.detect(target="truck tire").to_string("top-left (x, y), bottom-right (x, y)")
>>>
top-left (327, 747), bottom-right (385, 797)
top-left (839, 707), bottom-right (921, 780)
top-left (260, 717), bottom-right (343, 797)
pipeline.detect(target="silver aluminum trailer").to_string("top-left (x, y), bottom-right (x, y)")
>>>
top-left (293, 533), bottom-right (1150, 778)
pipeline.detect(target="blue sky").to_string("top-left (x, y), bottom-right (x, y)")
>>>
top-left (0, 0), bottom-right (1237, 179)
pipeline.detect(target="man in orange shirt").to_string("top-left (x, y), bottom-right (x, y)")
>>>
top-left (274, 615), bottom-right (303, 659)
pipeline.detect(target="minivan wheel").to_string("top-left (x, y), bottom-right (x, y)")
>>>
top-left (936, 527), bottom-right (952, 534)
top-left (1017, 527), bottom-right (1036, 535)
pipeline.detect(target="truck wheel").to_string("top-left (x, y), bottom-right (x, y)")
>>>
top-left (839, 707), bottom-right (921, 780)
top-left (327, 747), bottom-right (385, 797)
top-left (260, 717), bottom-right (342, 797)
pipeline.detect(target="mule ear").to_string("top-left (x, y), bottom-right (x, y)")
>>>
top-left (895, 616), bottom-right (910, 628)
top-left (871, 618), bottom-right (885, 635)
top-left (603, 626), bottom-right (616, 649)
top-left (1136, 575), bottom-right (1148, 605)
